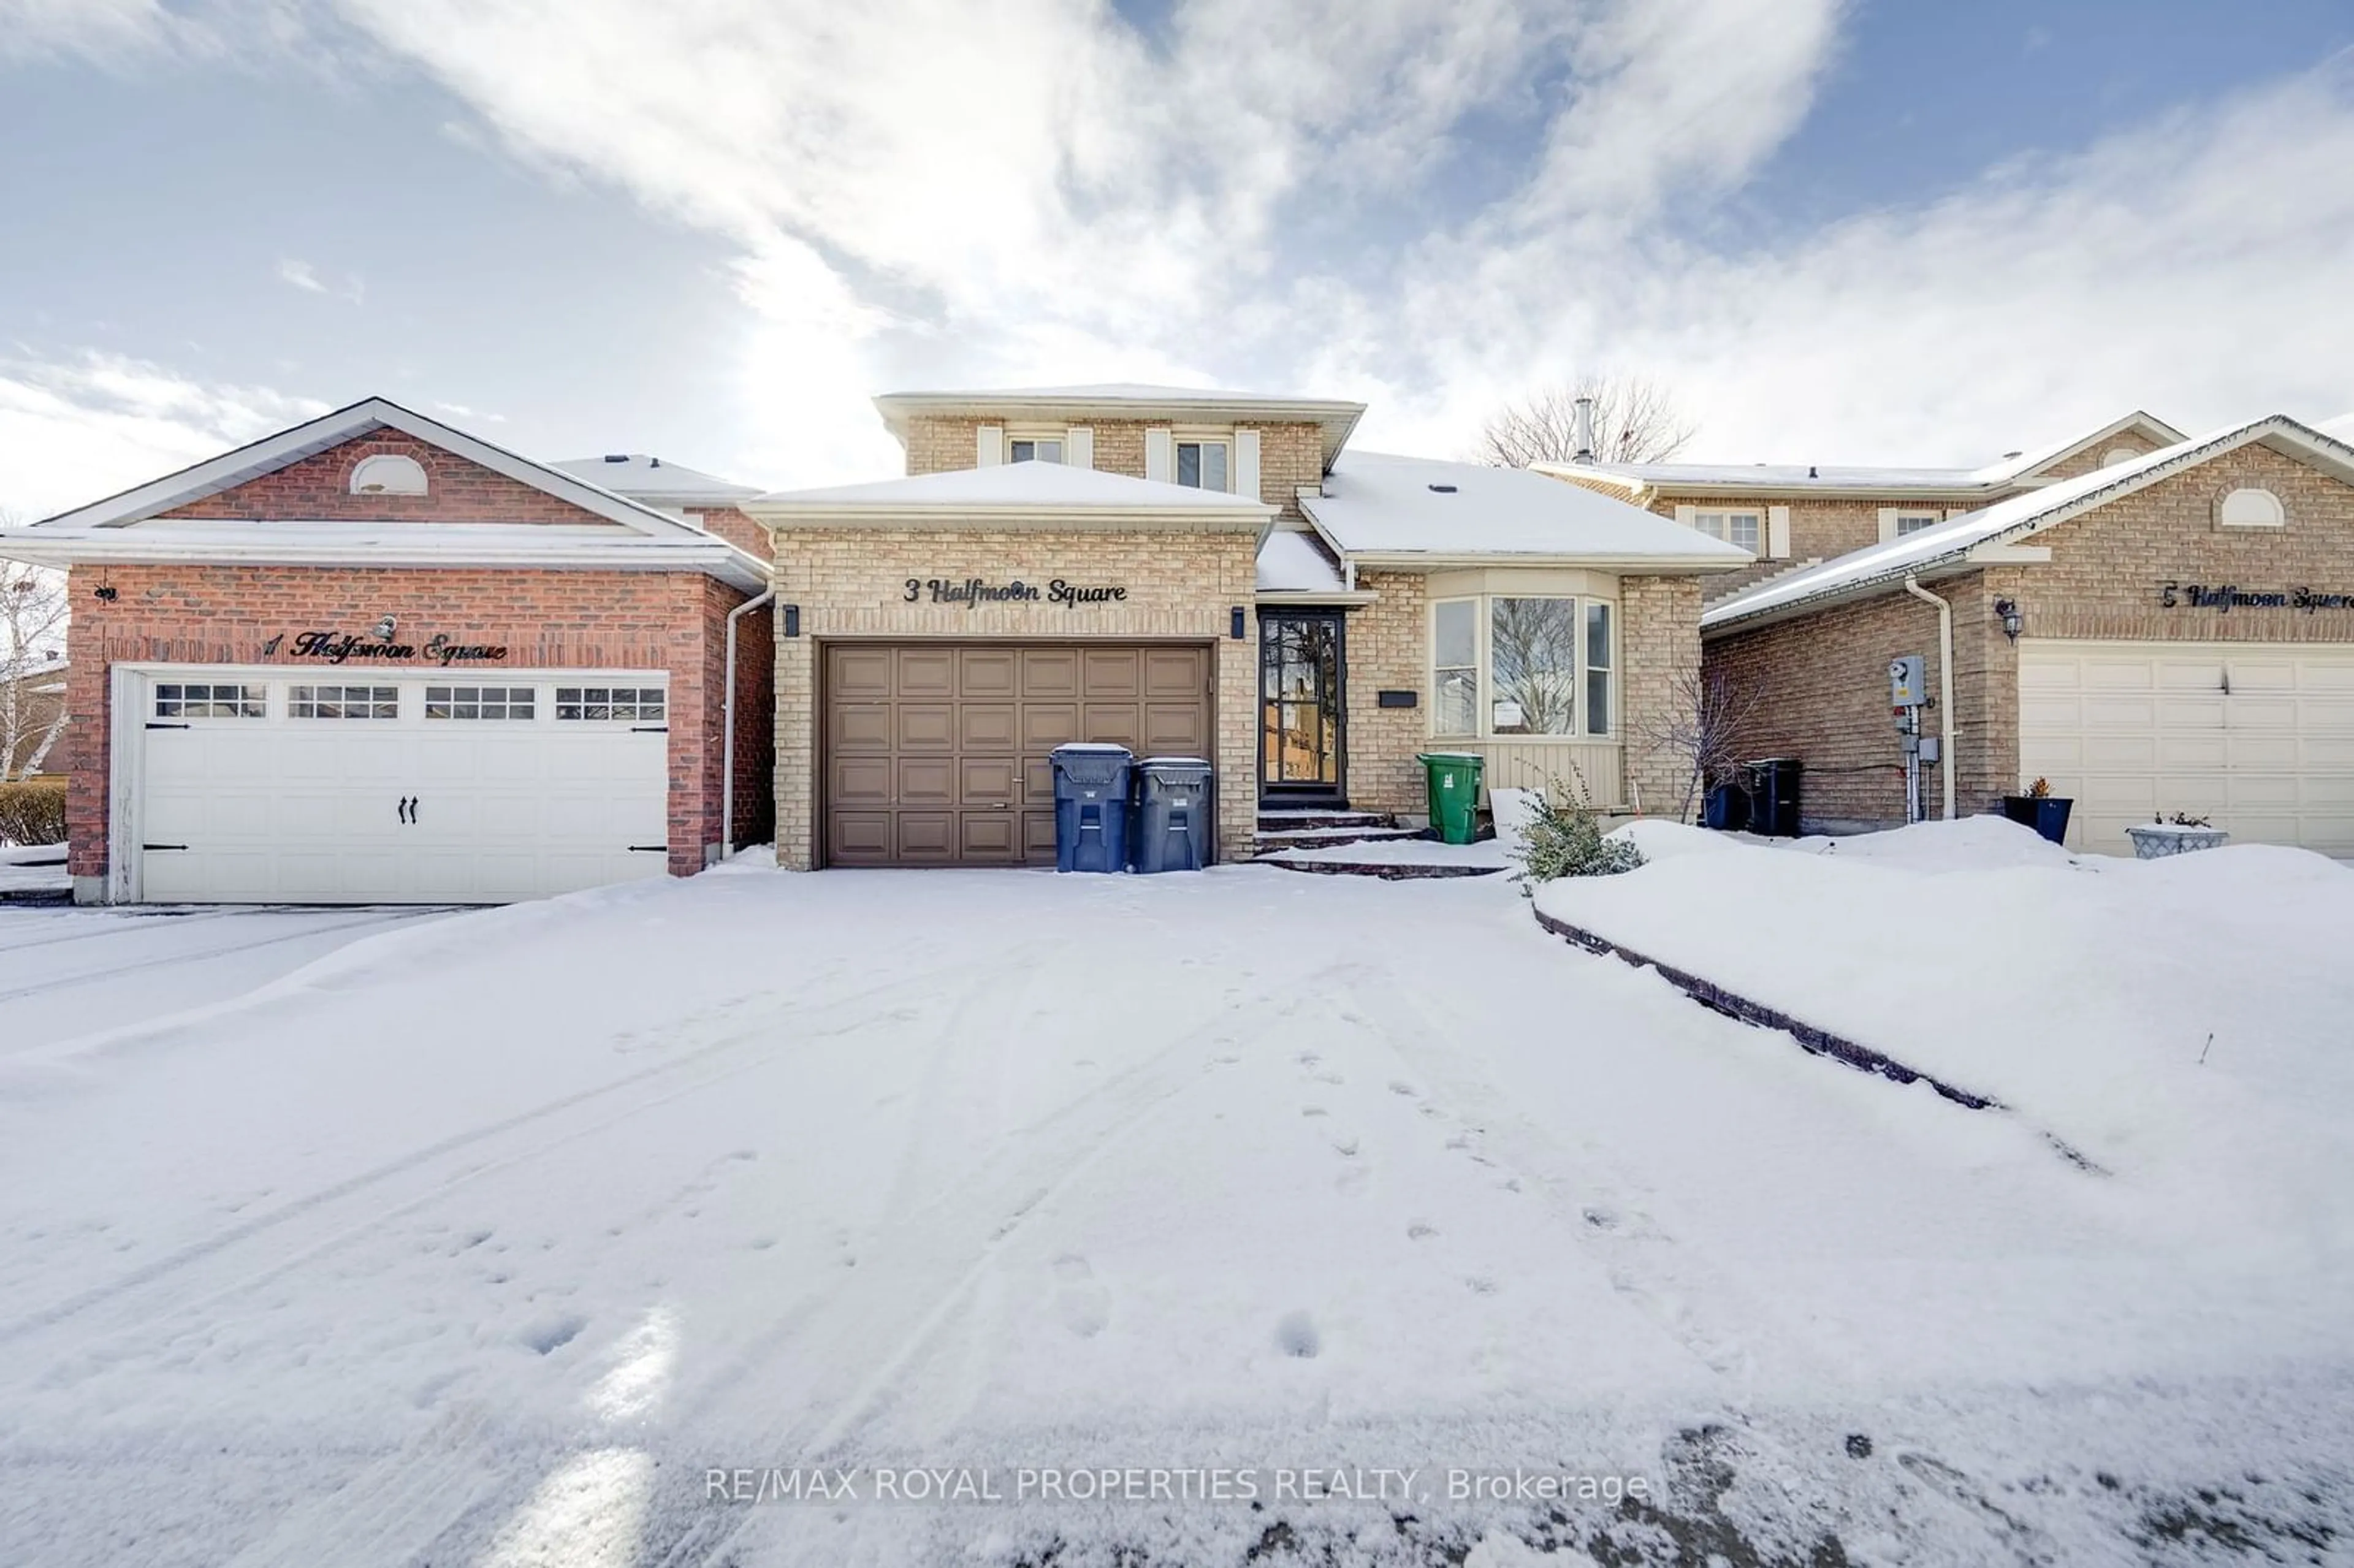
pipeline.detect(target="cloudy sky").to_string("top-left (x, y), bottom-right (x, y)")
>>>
top-left (2, 0), bottom-right (2352, 517)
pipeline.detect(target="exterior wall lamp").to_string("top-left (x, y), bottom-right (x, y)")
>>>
top-left (1994, 598), bottom-right (2024, 642)
top-left (1230, 606), bottom-right (1247, 639)
top-left (782, 604), bottom-right (802, 637)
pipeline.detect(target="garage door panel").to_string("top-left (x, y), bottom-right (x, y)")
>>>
top-left (832, 756), bottom-right (891, 806)
top-left (833, 706), bottom-right (891, 750)
top-left (2020, 639), bottom-right (2354, 856)
top-left (825, 642), bottom-right (1211, 867)
top-left (830, 649), bottom-right (894, 698)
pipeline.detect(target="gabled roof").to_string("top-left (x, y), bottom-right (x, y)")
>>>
top-left (551, 453), bottom-right (761, 503)
top-left (872, 384), bottom-right (1368, 471)
top-left (0, 397), bottom-right (769, 589)
top-left (745, 456), bottom-right (1276, 533)
top-left (1539, 410), bottom-right (2187, 500)
top-left (1701, 415), bottom-right (2354, 634)
top-left (1300, 452), bottom-right (1752, 570)
top-left (1255, 530), bottom-right (1352, 596)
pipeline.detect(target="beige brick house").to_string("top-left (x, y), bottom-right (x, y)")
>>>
top-left (1539, 411), bottom-right (2186, 601)
top-left (692, 386), bottom-right (1748, 870)
top-left (1697, 416), bottom-right (2354, 855)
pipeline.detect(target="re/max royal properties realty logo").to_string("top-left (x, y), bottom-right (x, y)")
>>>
top-left (704, 1463), bottom-right (1653, 1507)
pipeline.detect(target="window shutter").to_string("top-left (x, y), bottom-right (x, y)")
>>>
top-left (1145, 428), bottom-right (1173, 483)
top-left (1233, 428), bottom-right (1262, 501)
top-left (1767, 506), bottom-right (1791, 558)
top-left (1674, 503), bottom-right (1698, 530)
top-left (1066, 427), bottom-right (1093, 470)
top-left (977, 425), bottom-right (1004, 467)
top-left (1875, 507), bottom-right (1900, 544)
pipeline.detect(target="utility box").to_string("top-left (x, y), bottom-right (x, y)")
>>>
top-left (1888, 655), bottom-right (1929, 708)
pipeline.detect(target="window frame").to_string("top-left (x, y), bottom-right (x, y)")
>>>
top-left (1695, 509), bottom-right (1761, 553)
top-left (424, 685), bottom-right (538, 721)
top-left (153, 682), bottom-right (267, 720)
top-left (555, 686), bottom-right (666, 723)
top-left (288, 684), bottom-right (400, 720)
top-left (1428, 593), bottom-right (1618, 742)
top-left (1173, 437), bottom-right (1232, 493)
top-left (1006, 435), bottom-right (1065, 465)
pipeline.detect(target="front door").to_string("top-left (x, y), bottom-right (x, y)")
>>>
top-left (1259, 611), bottom-right (1346, 804)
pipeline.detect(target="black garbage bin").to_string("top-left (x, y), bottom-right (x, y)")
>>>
top-left (1131, 756), bottom-right (1215, 872)
top-left (1747, 757), bottom-right (1803, 838)
top-left (1051, 744), bottom-right (1134, 873)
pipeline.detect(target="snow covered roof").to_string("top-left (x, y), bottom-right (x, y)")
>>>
top-left (0, 398), bottom-right (769, 590)
top-left (1299, 452), bottom-right (1752, 569)
top-left (550, 453), bottom-right (760, 503)
top-left (1702, 414), bottom-right (2354, 633)
top-left (1541, 411), bottom-right (2186, 499)
top-left (1255, 530), bottom-right (1351, 595)
top-left (872, 384), bottom-right (1367, 471)
top-left (745, 457), bottom-right (1276, 533)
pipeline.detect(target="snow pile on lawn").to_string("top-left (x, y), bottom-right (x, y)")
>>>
top-left (1267, 835), bottom-right (1509, 868)
top-left (1539, 818), bottom-right (2354, 1238)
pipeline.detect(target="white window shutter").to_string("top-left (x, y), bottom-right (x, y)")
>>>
top-left (1145, 428), bottom-right (1173, 483)
top-left (1767, 506), bottom-right (1791, 558)
top-left (1875, 507), bottom-right (1900, 544)
top-left (1674, 503), bottom-right (1698, 530)
top-left (977, 425), bottom-right (1004, 467)
top-left (1233, 428), bottom-right (1262, 501)
top-left (1066, 427), bottom-right (1094, 470)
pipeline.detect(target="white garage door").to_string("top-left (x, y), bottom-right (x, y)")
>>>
top-left (2017, 639), bottom-right (2354, 856)
top-left (132, 669), bottom-right (672, 903)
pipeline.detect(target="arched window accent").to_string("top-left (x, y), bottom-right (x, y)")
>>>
top-left (2217, 487), bottom-right (2285, 528)
top-left (2100, 446), bottom-right (2139, 468)
top-left (349, 454), bottom-right (429, 496)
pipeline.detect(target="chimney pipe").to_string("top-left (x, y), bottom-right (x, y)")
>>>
top-left (1572, 395), bottom-right (1596, 463)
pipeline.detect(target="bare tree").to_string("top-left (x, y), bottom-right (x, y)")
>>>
top-left (1, 517), bottom-right (70, 781)
top-left (1640, 664), bottom-right (1766, 821)
top-left (1474, 375), bottom-right (1697, 468)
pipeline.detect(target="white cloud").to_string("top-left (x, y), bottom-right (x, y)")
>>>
top-left (0, 354), bottom-right (327, 519)
top-left (276, 257), bottom-right (365, 305)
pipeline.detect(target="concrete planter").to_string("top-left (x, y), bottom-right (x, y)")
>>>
top-left (2125, 823), bottom-right (2229, 859)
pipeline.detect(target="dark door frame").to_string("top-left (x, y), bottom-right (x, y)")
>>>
top-left (1257, 607), bottom-right (1349, 808)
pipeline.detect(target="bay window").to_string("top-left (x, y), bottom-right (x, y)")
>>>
top-left (1430, 594), bottom-right (1616, 739)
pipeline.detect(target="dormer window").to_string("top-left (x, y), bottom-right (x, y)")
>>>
top-left (1008, 437), bottom-right (1063, 464)
top-left (349, 454), bottom-right (429, 496)
top-left (1175, 440), bottom-right (1229, 492)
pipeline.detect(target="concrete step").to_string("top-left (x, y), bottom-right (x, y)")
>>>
top-left (1252, 824), bottom-right (1426, 853)
top-left (1255, 808), bottom-right (1393, 833)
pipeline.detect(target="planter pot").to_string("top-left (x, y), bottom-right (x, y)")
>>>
top-left (2000, 795), bottom-right (2074, 845)
top-left (2125, 823), bottom-right (2229, 859)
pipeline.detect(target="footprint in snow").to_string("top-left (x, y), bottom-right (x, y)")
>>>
top-left (1465, 1277), bottom-right (1498, 1296)
top-left (1406, 1222), bottom-right (1439, 1241)
top-left (1295, 1050), bottom-right (1322, 1068)
top-left (1301, 1106), bottom-right (1328, 1118)
top-left (1387, 1080), bottom-right (1417, 1097)
top-left (520, 1314), bottom-right (586, 1356)
top-left (1330, 1135), bottom-right (1360, 1157)
top-left (1273, 1311), bottom-right (1321, 1359)
top-left (1052, 1255), bottom-right (1111, 1338)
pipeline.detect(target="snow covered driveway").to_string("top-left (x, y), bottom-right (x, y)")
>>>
top-left (2, 862), bottom-right (2348, 1565)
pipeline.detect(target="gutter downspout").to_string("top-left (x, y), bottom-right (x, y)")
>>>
top-left (721, 588), bottom-right (775, 858)
top-left (1901, 576), bottom-right (1956, 820)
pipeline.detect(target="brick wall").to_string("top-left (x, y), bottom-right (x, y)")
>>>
top-left (768, 528), bottom-right (1261, 867)
top-left (2034, 427), bottom-right (2164, 481)
top-left (1340, 570), bottom-right (1426, 815)
top-left (1620, 575), bottom-right (1704, 818)
top-left (159, 431), bottom-right (614, 525)
top-left (685, 504), bottom-right (770, 558)
top-left (899, 416), bottom-right (1323, 520)
top-left (63, 565), bottom-right (759, 881)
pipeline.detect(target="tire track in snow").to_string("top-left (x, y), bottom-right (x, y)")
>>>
top-left (0, 907), bottom-right (444, 1013)
top-left (633, 956), bottom-right (1370, 1568)
top-left (0, 948), bottom-right (1033, 1353)
top-left (1341, 959), bottom-right (1845, 1396)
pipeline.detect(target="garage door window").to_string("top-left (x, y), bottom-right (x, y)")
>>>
top-left (556, 686), bottom-right (663, 722)
top-left (154, 682), bottom-right (267, 719)
top-left (425, 685), bottom-right (536, 720)
top-left (289, 685), bottom-right (399, 720)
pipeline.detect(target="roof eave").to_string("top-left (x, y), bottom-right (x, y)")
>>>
top-left (1333, 549), bottom-right (1756, 573)
top-left (0, 532), bottom-right (769, 592)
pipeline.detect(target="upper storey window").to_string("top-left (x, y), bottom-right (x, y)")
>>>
top-left (1694, 509), bottom-right (1759, 552)
top-left (349, 454), bottom-right (429, 495)
top-left (1175, 440), bottom-right (1229, 492)
top-left (1008, 437), bottom-right (1063, 463)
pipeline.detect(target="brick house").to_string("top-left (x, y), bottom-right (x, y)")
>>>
top-left (1539, 410), bottom-right (2186, 603)
top-left (0, 398), bottom-right (771, 904)
top-left (1696, 416), bottom-right (2354, 855)
top-left (693, 386), bottom-right (1748, 870)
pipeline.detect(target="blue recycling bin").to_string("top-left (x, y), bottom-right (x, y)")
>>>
top-left (1051, 744), bottom-right (1135, 873)
top-left (1130, 756), bottom-right (1215, 872)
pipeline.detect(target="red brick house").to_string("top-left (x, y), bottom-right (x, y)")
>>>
top-left (0, 398), bottom-right (772, 903)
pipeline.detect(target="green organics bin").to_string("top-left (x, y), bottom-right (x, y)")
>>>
top-left (1417, 752), bottom-right (1485, 845)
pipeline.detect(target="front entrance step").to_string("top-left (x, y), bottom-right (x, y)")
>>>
top-left (1252, 824), bottom-right (1425, 853)
top-left (1255, 807), bottom-right (1392, 833)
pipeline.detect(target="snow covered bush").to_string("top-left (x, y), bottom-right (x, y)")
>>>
top-left (0, 778), bottom-right (66, 845)
top-left (1509, 781), bottom-right (1644, 891)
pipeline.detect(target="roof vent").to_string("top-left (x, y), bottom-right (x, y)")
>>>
top-left (1428, 482), bottom-right (1458, 493)
top-left (603, 454), bottom-right (629, 463)
top-left (2003, 450), bottom-right (2023, 460)
top-left (1807, 465), bottom-right (1819, 479)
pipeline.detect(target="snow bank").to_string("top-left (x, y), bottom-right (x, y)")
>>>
top-left (1268, 837), bottom-right (1509, 868)
top-left (1537, 821), bottom-right (2354, 1242)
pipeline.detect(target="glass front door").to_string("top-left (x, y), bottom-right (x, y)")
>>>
top-left (1260, 611), bottom-right (1345, 802)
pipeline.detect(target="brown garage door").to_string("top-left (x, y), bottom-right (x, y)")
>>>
top-left (825, 642), bottom-right (1212, 866)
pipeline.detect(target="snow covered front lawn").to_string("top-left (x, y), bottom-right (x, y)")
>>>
top-left (2, 853), bottom-right (2351, 1564)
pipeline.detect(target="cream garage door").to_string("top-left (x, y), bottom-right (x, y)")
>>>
top-left (2017, 639), bottom-right (2354, 855)
top-left (135, 670), bottom-right (672, 903)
